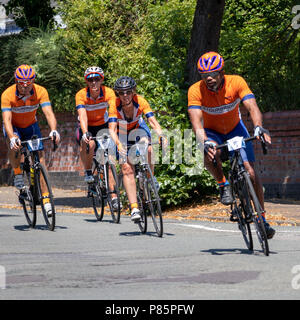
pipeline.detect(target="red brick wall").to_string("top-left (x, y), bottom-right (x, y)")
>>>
top-left (241, 108), bottom-right (300, 198)
top-left (1, 109), bottom-right (300, 198)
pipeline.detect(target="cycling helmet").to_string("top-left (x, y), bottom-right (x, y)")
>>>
top-left (197, 51), bottom-right (224, 74)
top-left (15, 64), bottom-right (36, 81)
top-left (114, 76), bottom-right (137, 91)
top-left (84, 66), bottom-right (104, 80)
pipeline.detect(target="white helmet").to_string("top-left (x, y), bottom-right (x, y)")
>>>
top-left (84, 66), bottom-right (104, 80)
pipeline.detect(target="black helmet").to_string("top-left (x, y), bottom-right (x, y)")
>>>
top-left (114, 76), bottom-right (136, 91)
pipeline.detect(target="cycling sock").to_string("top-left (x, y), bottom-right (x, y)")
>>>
top-left (130, 203), bottom-right (138, 210)
top-left (13, 167), bottom-right (22, 175)
top-left (217, 176), bottom-right (229, 188)
top-left (42, 192), bottom-right (50, 204)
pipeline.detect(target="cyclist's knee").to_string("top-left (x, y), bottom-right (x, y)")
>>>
top-left (122, 163), bottom-right (134, 176)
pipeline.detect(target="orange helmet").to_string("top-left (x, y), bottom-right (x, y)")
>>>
top-left (197, 52), bottom-right (224, 73)
top-left (15, 64), bottom-right (36, 81)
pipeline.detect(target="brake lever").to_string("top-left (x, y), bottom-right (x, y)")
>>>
top-left (260, 133), bottom-right (268, 155)
top-left (52, 132), bottom-right (57, 152)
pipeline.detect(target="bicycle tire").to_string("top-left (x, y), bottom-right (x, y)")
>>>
top-left (105, 162), bottom-right (121, 223)
top-left (36, 164), bottom-right (56, 231)
top-left (91, 184), bottom-right (104, 221)
top-left (243, 172), bottom-right (269, 256)
top-left (20, 167), bottom-right (36, 228)
top-left (136, 182), bottom-right (147, 234)
top-left (230, 174), bottom-right (253, 251)
top-left (144, 165), bottom-right (163, 237)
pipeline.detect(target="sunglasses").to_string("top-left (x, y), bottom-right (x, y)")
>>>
top-left (200, 71), bottom-right (220, 79)
top-left (17, 80), bottom-right (33, 86)
top-left (87, 77), bottom-right (101, 83)
top-left (118, 90), bottom-right (133, 96)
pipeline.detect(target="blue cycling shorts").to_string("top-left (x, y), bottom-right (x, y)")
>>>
top-left (205, 120), bottom-right (255, 162)
top-left (3, 122), bottom-right (44, 150)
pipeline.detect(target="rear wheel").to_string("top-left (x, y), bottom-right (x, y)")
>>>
top-left (36, 164), bottom-right (56, 231)
top-left (20, 166), bottom-right (36, 228)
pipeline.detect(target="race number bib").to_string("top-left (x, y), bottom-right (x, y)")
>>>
top-left (227, 136), bottom-right (245, 151)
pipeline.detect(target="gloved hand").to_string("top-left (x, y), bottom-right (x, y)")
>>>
top-left (10, 136), bottom-right (21, 150)
top-left (254, 126), bottom-right (269, 137)
top-left (49, 130), bottom-right (60, 143)
top-left (82, 132), bottom-right (92, 144)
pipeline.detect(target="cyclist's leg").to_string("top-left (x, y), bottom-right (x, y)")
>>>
top-left (77, 125), bottom-right (96, 182)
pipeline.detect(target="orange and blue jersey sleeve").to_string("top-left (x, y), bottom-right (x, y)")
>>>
top-left (138, 96), bottom-right (154, 119)
top-left (36, 85), bottom-right (51, 108)
top-left (108, 99), bottom-right (119, 123)
top-left (1, 87), bottom-right (13, 113)
top-left (234, 76), bottom-right (255, 102)
top-left (75, 88), bottom-right (86, 110)
top-left (187, 81), bottom-right (202, 110)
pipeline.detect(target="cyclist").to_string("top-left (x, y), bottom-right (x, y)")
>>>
top-left (187, 51), bottom-right (275, 239)
top-left (75, 66), bottom-right (119, 210)
top-left (108, 76), bottom-right (166, 222)
top-left (1, 64), bottom-right (60, 216)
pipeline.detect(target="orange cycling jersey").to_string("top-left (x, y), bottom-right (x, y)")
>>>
top-left (76, 86), bottom-right (116, 126)
top-left (1, 84), bottom-right (51, 128)
top-left (188, 75), bottom-right (255, 135)
top-left (108, 94), bottom-right (154, 133)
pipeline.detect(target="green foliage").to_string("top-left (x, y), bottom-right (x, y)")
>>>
top-left (1, 0), bottom-right (55, 30)
top-left (219, 0), bottom-right (300, 112)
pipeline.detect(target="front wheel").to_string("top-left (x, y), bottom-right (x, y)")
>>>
top-left (243, 172), bottom-right (269, 256)
top-left (36, 164), bottom-right (56, 231)
top-left (144, 165), bottom-right (163, 237)
top-left (105, 162), bottom-right (121, 223)
top-left (20, 167), bottom-right (36, 228)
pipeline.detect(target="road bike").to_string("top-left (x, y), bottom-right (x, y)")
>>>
top-left (216, 134), bottom-right (270, 255)
top-left (18, 134), bottom-right (57, 231)
top-left (86, 134), bottom-right (121, 223)
top-left (129, 141), bottom-right (163, 237)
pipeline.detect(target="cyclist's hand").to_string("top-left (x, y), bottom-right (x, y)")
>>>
top-left (10, 136), bottom-right (21, 151)
top-left (204, 140), bottom-right (217, 161)
top-left (254, 126), bottom-right (271, 144)
top-left (82, 132), bottom-right (92, 144)
top-left (49, 130), bottom-right (60, 144)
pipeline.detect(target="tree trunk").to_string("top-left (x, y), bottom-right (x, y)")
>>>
top-left (186, 0), bottom-right (225, 86)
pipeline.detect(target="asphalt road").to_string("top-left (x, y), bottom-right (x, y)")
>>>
top-left (0, 207), bottom-right (300, 301)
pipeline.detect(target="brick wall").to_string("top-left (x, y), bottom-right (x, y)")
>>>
top-left (0, 109), bottom-right (300, 199)
top-left (242, 109), bottom-right (300, 199)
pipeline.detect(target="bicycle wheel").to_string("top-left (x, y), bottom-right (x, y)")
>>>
top-left (19, 166), bottom-right (36, 228)
top-left (105, 161), bottom-right (121, 223)
top-left (144, 165), bottom-right (163, 237)
top-left (91, 183), bottom-right (104, 221)
top-left (36, 164), bottom-right (56, 231)
top-left (242, 172), bottom-right (269, 256)
top-left (230, 175), bottom-right (253, 251)
top-left (136, 183), bottom-right (147, 234)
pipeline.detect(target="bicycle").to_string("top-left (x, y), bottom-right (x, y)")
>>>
top-left (128, 141), bottom-right (163, 237)
top-left (215, 134), bottom-right (269, 255)
top-left (18, 134), bottom-right (57, 231)
top-left (86, 134), bottom-right (121, 223)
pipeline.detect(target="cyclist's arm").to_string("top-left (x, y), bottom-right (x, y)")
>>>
top-left (77, 107), bottom-right (89, 135)
top-left (41, 105), bottom-right (58, 132)
top-left (242, 98), bottom-right (271, 144)
top-left (147, 116), bottom-right (163, 136)
top-left (2, 111), bottom-right (17, 140)
top-left (188, 107), bottom-right (207, 144)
